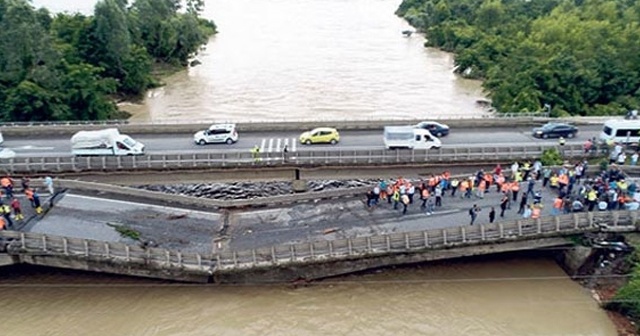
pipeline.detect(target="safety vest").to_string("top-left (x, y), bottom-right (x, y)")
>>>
top-left (428, 177), bottom-right (436, 187)
top-left (421, 188), bottom-right (429, 198)
top-left (511, 183), bottom-right (520, 192)
top-left (478, 180), bottom-right (486, 190)
top-left (392, 191), bottom-right (400, 201)
top-left (496, 175), bottom-right (505, 185)
top-left (531, 207), bottom-right (541, 219)
top-left (25, 189), bottom-right (34, 200)
top-left (0, 178), bottom-right (11, 188)
top-left (501, 182), bottom-right (510, 193)
top-left (460, 181), bottom-right (469, 190)
top-left (450, 179), bottom-right (459, 188)
top-left (558, 174), bottom-right (569, 185)
top-left (553, 198), bottom-right (563, 209)
top-left (587, 190), bottom-right (598, 201)
top-left (550, 176), bottom-right (559, 187)
top-left (0, 217), bottom-right (5, 230)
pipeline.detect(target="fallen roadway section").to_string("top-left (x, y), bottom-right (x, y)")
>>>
top-left (1, 175), bottom-right (638, 283)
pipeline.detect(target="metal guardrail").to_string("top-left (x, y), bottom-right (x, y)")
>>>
top-left (0, 231), bottom-right (212, 272)
top-left (1, 210), bottom-right (636, 274)
top-left (0, 112), bottom-right (551, 128)
top-left (0, 144), bottom-right (584, 174)
top-left (213, 210), bottom-right (638, 270)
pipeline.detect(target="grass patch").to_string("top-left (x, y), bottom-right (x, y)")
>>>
top-left (107, 223), bottom-right (141, 240)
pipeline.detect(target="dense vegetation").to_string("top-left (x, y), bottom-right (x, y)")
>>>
top-left (0, 0), bottom-right (215, 122)
top-left (610, 247), bottom-right (640, 325)
top-left (396, 0), bottom-right (640, 116)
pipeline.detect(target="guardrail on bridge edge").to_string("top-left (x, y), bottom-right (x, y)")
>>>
top-left (0, 143), bottom-right (585, 174)
top-left (1, 210), bottom-right (637, 279)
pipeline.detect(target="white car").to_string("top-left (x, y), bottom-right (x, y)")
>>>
top-left (194, 124), bottom-right (239, 145)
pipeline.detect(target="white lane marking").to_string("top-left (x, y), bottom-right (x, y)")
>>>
top-left (260, 138), bottom-right (266, 153)
top-left (64, 194), bottom-right (220, 218)
top-left (276, 138), bottom-right (281, 152)
top-left (13, 146), bottom-right (56, 150)
top-left (291, 138), bottom-right (297, 152)
top-left (267, 138), bottom-right (274, 153)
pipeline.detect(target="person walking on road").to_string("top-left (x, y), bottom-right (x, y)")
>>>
top-left (0, 202), bottom-right (12, 228)
top-left (489, 207), bottom-right (496, 223)
top-left (469, 204), bottom-right (480, 225)
top-left (282, 145), bottom-right (288, 162)
top-left (401, 193), bottom-right (410, 215)
top-left (251, 145), bottom-right (261, 162)
top-left (425, 195), bottom-right (435, 216)
top-left (44, 176), bottom-right (54, 195)
top-left (500, 194), bottom-right (509, 218)
top-left (11, 198), bottom-right (23, 221)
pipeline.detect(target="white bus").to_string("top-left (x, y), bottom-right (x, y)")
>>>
top-left (599, 119), bottom-right (640, 145)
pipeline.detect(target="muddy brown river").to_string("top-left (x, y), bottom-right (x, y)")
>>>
top-left (0, 256), bottom-right (615, 335)
top-left (33, 0), bottom-right (485, 123)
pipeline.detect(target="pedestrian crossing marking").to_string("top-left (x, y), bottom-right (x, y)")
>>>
top-left (259, 138), bottom-right (298, 153)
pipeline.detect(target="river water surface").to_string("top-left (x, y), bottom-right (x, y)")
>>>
top-left (0, 256), bottom-right (616, 335)
top-left (33, 0), bottom-right (485, 123)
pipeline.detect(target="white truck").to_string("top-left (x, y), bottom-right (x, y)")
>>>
top-left (71, 128), bottom-right (145, 156)
top-left (383, 126), bottom-right (441, 150)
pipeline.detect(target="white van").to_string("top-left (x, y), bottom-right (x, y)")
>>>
top-left (599, 119), bottom-right (640, 145)
top-left (384, 126), bottom-right (441, 150)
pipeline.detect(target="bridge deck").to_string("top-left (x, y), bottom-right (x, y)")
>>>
top-left (25, 181), bottom-right (574, 255)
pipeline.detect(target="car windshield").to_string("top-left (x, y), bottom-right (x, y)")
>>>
top-left (542, 123), bottom-right (561, 130)
top-left (122, 137), bottom-right (137, 147)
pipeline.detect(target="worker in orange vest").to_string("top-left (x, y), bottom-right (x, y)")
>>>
top-left (496, 174), bottom-right (505, 193)
top-left (476, 180), bottom-right (486, 198)
top-left (511, 181), bottom-right (520, 202)
top-left (0, 216), bottom-right (6, 231)
top-left (531, 205), bottom-right (542, 219)
top-left (552, 196), bottom-right (563, 216)
top-left (459, 180), bottom-right (468, 199)
top-left (25, 188), bottom-right (35, 207)
top-left (0, 176), bottom-right (13, 199)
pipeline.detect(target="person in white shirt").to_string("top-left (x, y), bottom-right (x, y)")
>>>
top-left (617, 152), bottom-right (627, 165)
top-left (632, 152), bottom-right (639, 166)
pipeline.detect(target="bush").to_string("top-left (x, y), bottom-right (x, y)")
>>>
top-left (541, 148), bottom-right (563, 166)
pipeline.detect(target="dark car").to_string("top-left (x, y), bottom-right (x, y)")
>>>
top-left (532, 122), bottom-right (578, 139)
top-left (414, 121), bottom-right (450, 137)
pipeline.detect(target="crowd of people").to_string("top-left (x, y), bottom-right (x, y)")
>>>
top-left (365, 158), bottom-right (640, 225)
top-left (0, 176), bottom-right (54, 231)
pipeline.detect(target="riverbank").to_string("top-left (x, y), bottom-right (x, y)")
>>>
top-left (560, 234), bottom-right (640, 335)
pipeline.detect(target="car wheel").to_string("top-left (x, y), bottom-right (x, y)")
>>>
top-left (567, 132), bottom-right (575, 139)
top-left (436, 132), bottom-right (443, 137)
top-left (225, 138), bottom-right (233, 144)
top-left (542, 134), bottom-right (549, 139)
top-left (330, 139), bottom-right (337, 145)
top-left (198, 139), bottom-right (206, 145)
top-left (305, 139), bottom-right (312, 145)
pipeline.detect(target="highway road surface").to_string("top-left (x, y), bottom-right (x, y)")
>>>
top-left (1, 125), bottom-right (604, 158)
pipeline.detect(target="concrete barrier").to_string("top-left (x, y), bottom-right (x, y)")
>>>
top-left (0, 115), bottom-right (553, 136)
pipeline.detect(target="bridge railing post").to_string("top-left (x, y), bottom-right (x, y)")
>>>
top-left (481, 225), bottom-right (485, 241)
top-left (443, 230), bottom-right (448, 245)
top-left (423, 231), bottom-right (429, 247)
top-left (499, 223), bottom-right (504, 239)
top-left (517, 221), bottom-right (522, 236)
top-left (461, 227), bottom-right (466, 243)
